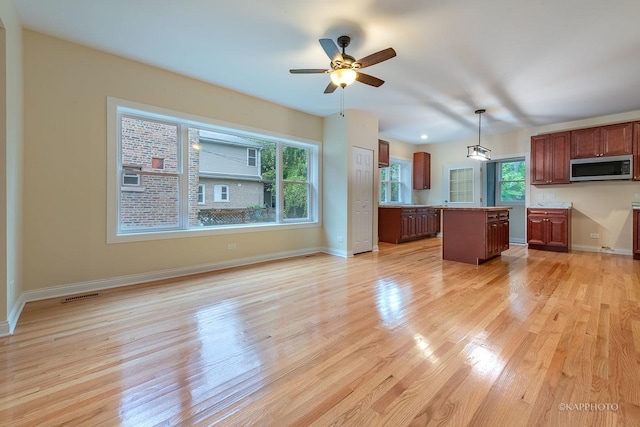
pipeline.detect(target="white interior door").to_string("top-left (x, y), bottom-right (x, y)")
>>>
top-left (443, 161), bottom-right (482, 207)
top-left (352, 147), bottom-right (373, 254)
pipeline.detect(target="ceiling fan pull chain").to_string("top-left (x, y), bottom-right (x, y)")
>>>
top-left (340, 88), bottom-right (345, 117)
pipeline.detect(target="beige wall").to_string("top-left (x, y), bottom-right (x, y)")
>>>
top-left (22, 30), bottom-right (324, 292)
top-left (0, 1), bottom-right (24, 331)
top-left (410, 110), bottom-right (640, 253)
top-left (323, 109), bottom-right (379, 256)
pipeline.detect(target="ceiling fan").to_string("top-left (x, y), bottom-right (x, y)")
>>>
top-left (290, 35), bottom-right (397, 94)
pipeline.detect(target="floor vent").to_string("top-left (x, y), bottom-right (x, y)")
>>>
top-left (61, 293), bottom-right (100, 304)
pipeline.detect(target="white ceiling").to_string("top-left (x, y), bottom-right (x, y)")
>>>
top-left (12, 0), bottom-right (640, 144)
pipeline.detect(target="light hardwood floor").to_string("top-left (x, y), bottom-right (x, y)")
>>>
top-left (1, 239), bottom-right (639, 426)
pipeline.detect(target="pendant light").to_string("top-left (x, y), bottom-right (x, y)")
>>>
top-left (467, 109), bottom-right (491, 161)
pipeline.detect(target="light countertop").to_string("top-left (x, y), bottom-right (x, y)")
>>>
top-left (529, 202), bottom-right (573, 209)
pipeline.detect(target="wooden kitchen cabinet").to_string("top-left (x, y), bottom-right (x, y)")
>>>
top-left (379, 206), bottom-right (440, 244)
top-left (412, 152), bottom-right (431, 189)
top-left (530, 131), bottom-right (571, 185)
top-left (571, 122), bottom-right (633, 159)
top-left (633, 122), bottom-right (640, 181)
top-left (634, 208), bottom-right (640, 259)
top-left (527, 208), bottom-right (571, 252)
top-left (378, 139), bottom-right (390, 168)
top-left (441, 208), bottom-right (510, 265)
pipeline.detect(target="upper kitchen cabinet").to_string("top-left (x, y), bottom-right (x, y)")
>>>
top-left (413, 151), bottom-right (431, 189)
top-left (633, 122), bottom-right (640, 180)
top-left (571, 122), bottom-right (633, 159)
top-left (378, 139), bottom-right (390, 168)
top-left (531, 131), bottom-right (570, 185)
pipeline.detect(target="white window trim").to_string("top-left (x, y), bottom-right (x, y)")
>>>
top-left (379, 158), bottom-right (411, 205)
top-left (214, 184), bottom-right (230, 202)
top-left (107, 97), bottom-right (321, 244)
top-left (198, 184), bottom-right (205, 204)
top-left (247, 148), bottom-right (257, 167)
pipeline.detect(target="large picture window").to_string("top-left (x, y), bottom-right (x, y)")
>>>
top-left (109, 99), bottom-right (319, 241)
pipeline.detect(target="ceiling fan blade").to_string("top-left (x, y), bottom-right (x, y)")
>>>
top-left (356, 47), bottom-right (397, 69)
top-left (319, 38), bottom-right (343, 63)
top-left (356, 72), bottom-right (385, 87)
top-left (289, 68), bottom-right (329, 74)
top-left (324, 81), bottom-right (338, 94)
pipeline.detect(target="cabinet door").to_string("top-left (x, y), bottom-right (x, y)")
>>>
top-left (401, 213), bottom-right (412, 240)
top-left (426, 210), bottom-right (440, 235)
top-left (378, 140), bottom-right (390, 168)
top-left (485, 221), bottom-right (499, 258)
top-left (601, 122), bottom-right (633, 157)
top-left (571, 127), bottom-right (600, 158)
top-left (634, 210), bottom-right (640, 256)
top-left (634, 122), bottom-right (640, 180)
top-left (530, 135), bottom-right (549, 185)
top-left (547, 217), bottom-right (568, 247)
top-left (499, 220), bottom-right (510, 252)
top-left (531, 132), bottom-right (570, 184)
top-left (550, 132), bottom-right (571, 183)
top-left (527, 214), bottom-right (547, 245)
top-left (412, 152), bottom-right (431, 189)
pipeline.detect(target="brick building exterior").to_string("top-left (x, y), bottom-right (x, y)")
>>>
top-left (119, 119), bottom-right (267, 230)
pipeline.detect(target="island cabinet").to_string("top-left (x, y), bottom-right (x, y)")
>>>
top-left (378, 206), bottom-right (440, 244)
top-left (571, 122), bottom-right (633, 159)
top-left (526, 208), bottom-right (571, 252)
top-left (530, 131), bottom-right (571, 185)
top-left (441, 208), bottom-right (510, 265)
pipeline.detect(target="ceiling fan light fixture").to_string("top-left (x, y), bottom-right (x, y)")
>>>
top-left (467, 109), bottom-right (491, 161)
top-left (330, 68), bottom-right (357, 88)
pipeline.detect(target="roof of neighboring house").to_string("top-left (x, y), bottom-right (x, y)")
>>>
top-left (199, 130), bottom-right (264, 149)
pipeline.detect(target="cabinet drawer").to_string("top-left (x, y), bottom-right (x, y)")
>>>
top-left (527, 208), bottom-right (568, 217)
top-left (487, 210), bottom-right (509, 222)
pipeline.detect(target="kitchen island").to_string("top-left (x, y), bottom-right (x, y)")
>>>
top-left (440, 207), bottom-right (511, 265)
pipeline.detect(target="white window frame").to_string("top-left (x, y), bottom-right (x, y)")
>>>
top-left (214, 184), bottom-right (229, 202)
top-left (197, 184), bottom-right (205, 204)
top-left (107, 97), bottom-right (321, 243)
top-left (497, 159), bottom-right (526, 205)
top-left (379, 158), bottom-right (411, 204)
top-left (247, 148), bottom-right (258, 167)
top-left (122, 173), bottom-right (141, 187)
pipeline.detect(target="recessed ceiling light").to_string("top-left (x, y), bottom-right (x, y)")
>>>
top-left (420, 134), bottom-right (428, 140)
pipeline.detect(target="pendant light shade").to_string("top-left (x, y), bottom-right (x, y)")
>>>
top-left (467, 109), bottom-right (491, 161)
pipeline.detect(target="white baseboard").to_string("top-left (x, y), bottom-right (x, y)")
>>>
top-left (3, 247), bottom-right (325, 336)
top-left (322, 247), bottom-right (349, 258)
top-left (0, 321), bottom-right (9, 337)
top-left (571, 244), bottom-right (632, 256)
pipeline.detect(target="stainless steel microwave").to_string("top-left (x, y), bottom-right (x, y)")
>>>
top-left (570, 155), bottom-right (632, 182)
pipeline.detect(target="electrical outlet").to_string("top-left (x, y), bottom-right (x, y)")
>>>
top-left (227, 243), bottom-right (236, 250)
top-left (589, 233), bottom-right (599, 238)
top-left (635, 194), bottom-right (640, 199)
top-left (337, 236), bottom-right (343, 242)
top-left (535, 194), bottom-right (543, 200)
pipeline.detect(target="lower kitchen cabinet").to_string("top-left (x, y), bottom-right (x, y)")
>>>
top-left (527, 208), bottom-right (571, 252)
top-left (379, 206), bottom-right (440, 244)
